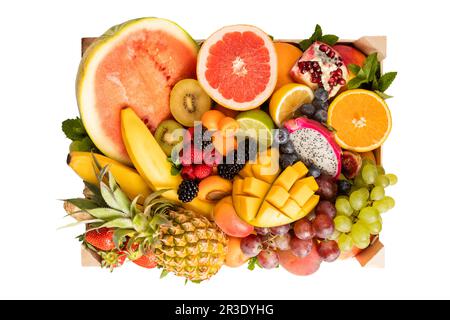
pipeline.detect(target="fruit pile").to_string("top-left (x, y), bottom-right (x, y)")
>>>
top-left (62, 19), bottom-right (398, 281)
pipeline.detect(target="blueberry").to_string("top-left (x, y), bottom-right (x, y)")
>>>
top-left (275, 128), bottom-right (289, 145)
top-left (312, 98), bottom-right (329, 111)
top-left (299, 103), bottom-right (316, 117)
top-left (338, 180), bottom-right (352, 195)
top-left (280, 153), bottom-right (298, 170)
top-left (314, 88), bottom-right (329, 102)
top-left (313, 109), bottom-right (328, 123)
top-left (280, 140), bottom-right (295, 154)
top-left (308, 165), bottom-right (321, 178)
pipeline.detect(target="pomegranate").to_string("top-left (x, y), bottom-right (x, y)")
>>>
top-left (341, 151), bottom-right (362, 179)
top-left (290, 42), bottom-right (348, 97)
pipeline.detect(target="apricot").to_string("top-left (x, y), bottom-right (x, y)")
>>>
top-left (218, 117), bottom-right (240, 136)
top-left (225, 236), bottom-right (250, 268)
top-left (214, 196), bottom-right (254, 238)
top-left (201, 110), bottom-right (226, 131)
top-left (212, 131), bottom-right (236, 155)
top-left (198, 176), bottom-right (232, 202)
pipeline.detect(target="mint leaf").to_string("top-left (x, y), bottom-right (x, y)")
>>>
top-left (371, 77), bottom-right (379, 91)
top-left (362, 53), bottom-right (378, 79)
top-left (347, 76), bottom-right (368, 89)
top-left (378, 72), bottom-right (397, 92)
top-left (311, 24), bottom-right (323, 41)
top-left (321, 34), bottom-right (339, 46)
top-left (347, 64), bottom-right (361, 75)
top-left (62, 118), bottom-right (86, 141)
top-left (375, 90), bottom-right (393, 100)
top-left (299, 39), bottom-right (313, 51)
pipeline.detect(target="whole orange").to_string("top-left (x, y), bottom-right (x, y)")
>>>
top-left (274, 42), bottom-right (302, 90)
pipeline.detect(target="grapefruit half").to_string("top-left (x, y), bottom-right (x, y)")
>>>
top-left (76, 18), bottom-right (198, 164)
top-left (197, 25), bottom-right (277, 111)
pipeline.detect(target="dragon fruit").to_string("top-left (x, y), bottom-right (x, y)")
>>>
top-left (284, 117), bottom-right (342, 179)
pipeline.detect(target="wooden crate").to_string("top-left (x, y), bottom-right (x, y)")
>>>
top-left (79, 36), bottom-right (387, 268)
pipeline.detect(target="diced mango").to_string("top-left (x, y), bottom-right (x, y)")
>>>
top-left (302, 194), bottom-right (320, 214)
top-left (232, 178), bottom-right (245, 197)
top-left (243, 177), bottom-right (271, 198)
top-left (254, 201), bottom-right (292, 227)
top-left (265, 186), bottom-right (290, 208)
top-left (273, 166), bottom-right (301, 190)
top-left (252, 164), bottom-right (279, 184)
top-left (280, 198), bottom-right (302, 219)
top-left (239, 163), bottom-right (253, 178)
top-left (291, 176), bottom-right (319, 192)
top-left (233, 195), bottom-right (262, 222)
top-left (292, 161), bottom-right (309, 178)
top-left (291, 184), bottom-right (314, 207)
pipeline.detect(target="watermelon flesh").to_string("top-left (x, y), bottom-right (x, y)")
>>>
top-left (77, 18), bottom-right (198, 164)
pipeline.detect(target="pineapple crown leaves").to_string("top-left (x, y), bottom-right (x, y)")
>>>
top-left (62, 153), bottom-right (176, 252)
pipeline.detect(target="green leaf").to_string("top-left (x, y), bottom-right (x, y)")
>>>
top-left (347, 76), bottom-right (368, 89)
top-left (347, 64), bottom-right (361, 75)
top-left (100, 182), bottom-right (119, 210)
top-left (100, 217), bottom-right (134, 229)
top-left (362, 53), bottom-right (378, 79)
top-left (248, 257), bottom-right (258, 271)
top-left (378, 72), bottom-right (397, 92)
top-left (149, 214), bottom-right (170, 230)
top-left (62, 118), bottom-right (86, 141)
top-left (170, 165), bottom-right (181, 176)
top-left (299, 39), bottom-right (313, 51)
top-left (83, 181), bottom-right (107, 207)
top-left (371, 77), bottom-right (379, 91)
top-left (374, 90), bottom-right (393, 100)
top-left (87, 207), bottom-right (125, 220)
top-left (160, 269), bottom-right (169, 279)
top-left (113, 229), bottom-right (135, 249)
top-left (58, 219), bottom-right (103, 230)
top-left (64, 198), bottom-right (98, 210)
top-left (311, 24), bottom-right (322, 41)
top-left (113, 188), bottom-right (131, 215)
top-left (321, 34), bottom-right (339, 46)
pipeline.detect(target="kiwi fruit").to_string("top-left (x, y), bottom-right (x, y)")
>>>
top-left (170, 79), bottom-right (211, 126)
top-left (154, 120), bottom-right (184, 156)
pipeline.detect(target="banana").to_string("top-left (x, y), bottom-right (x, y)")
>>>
top-left (120, 108), bottom-right (213, 217)
top-left (67, 151), bottom-right (151, 200)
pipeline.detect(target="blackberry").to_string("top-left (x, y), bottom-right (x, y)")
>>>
top-left (201, 127), bottom-right (213, 150)
top-left (218, 163), bottom-right (244, 180)
top-left (177, 180), bottom-right (199, 203)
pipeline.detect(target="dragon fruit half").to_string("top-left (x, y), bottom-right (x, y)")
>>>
top-left (284, 117), bottom-right (342, 179)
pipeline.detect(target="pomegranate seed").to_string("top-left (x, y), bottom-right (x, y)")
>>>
top-left (319, 44), bottom-right (328, 52)
top-left (335, 69), bottom-right (342, 76)
top-left (327, 50), bottom-right (335, 58)
top-left (312, 61), bottom-right (319, 69)
top-left (338, 78), bottom-right (346, 85)
top-left (311, 77), bottom-right (320, 84)
top-left (328, 78), bottom-right (336, 85)
top-left (336, 62), bottom-right (343, 67)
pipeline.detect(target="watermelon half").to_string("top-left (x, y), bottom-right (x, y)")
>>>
top-left (76, 18), bottom-right (198, 164)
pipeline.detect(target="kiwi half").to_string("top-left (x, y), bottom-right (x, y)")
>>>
top-left (154, 120), bottom-right (184, 156)
top-left (170, 79), bottom-right (211, 127)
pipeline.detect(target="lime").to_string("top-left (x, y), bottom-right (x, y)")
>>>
top-left (236, 110), bottom-right (275, 147)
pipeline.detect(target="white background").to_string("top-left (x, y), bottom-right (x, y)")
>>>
top-left (0, 0), bottom-right (449, 300)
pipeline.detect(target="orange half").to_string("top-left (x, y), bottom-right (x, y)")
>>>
top-left (327, 89), bottom-right (392, 152)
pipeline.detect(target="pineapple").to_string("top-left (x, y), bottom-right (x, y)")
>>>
top-left (67, 164), bottom-right (228, 282)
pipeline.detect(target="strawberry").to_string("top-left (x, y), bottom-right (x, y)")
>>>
top-left (194, 164), bottom-right (213, 180)
top-left (99, 250), bottom-right (127, 272)
top-left (180, 144), bottom-right (203, 165)
top-left (85, 227), bottom-right (115, 251)
top-left (181, 165), bottom-right (196, 180)
top-left (132, 250), bottom-right (158, 269)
